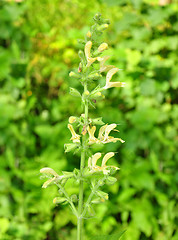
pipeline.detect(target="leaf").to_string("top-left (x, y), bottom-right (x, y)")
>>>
top-left (89, 230), bottom-right (126, 240)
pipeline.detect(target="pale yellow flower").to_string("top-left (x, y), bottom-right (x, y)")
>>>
top-left (87, 126), bottom-right (99, 144)
top-left (104, 68), bottom-right (125, 89)
top-left (88, 152), bottom-right (119, 174)
top-left (40, 168), bottom-right (64, 188)
top-left (97, 56), bottom-right (115, 73)
top-left (68, 124), bottom-right (80, 143)
top-left (98, 124), bottom-right (125, 144)
top-left (98, 124), bottom-right (108, 140)
top-left (85, 41), bottom-right (97, 67)
top-left (42, 177), bottom-right (56, 188)
top-left (88, 124), bottom-right (124, 145)
top-left (40, 167), bottom-right (59, 177)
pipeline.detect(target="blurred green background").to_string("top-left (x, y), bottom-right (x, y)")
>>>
top-left (0, 0), bottom-right (178, 239)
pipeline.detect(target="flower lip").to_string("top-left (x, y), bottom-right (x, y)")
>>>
top-left (103, 67), bottom-right (125, 89)
top-left (88, 152), bottom-right (119, 174)
top-left (84, 41), bottom-right (97, 67)
top-left (68, 124), bottom-right (80, 143)
top-left (87, 125), bottom-right (100, 144)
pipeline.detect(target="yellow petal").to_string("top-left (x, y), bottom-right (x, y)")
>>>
top-left (107, 82), bottom-right (125, 88)
top-left (104, 124), bottom-right (117, 138)
top-left (85, 41), bottom-right (92, 59)
top-left (68, 124), bottom-right (80, 143)
top-left (98, 124), bottom-right (108, 140)
top-left (42, 177), bottom-right (56, 188)
top-left (102, 152), bottom-right (115, 167)
top-left (40, 167), bottom-right (59, 177)
top-left (102, 137), bottom-right (125, 144)
top-left (104, 68), bottom-right (119, 88)
top-left (97, 56), bottom-right (110, 65)
top-left (87, 126), bottom-right (99, 144)
top-left (91, 152), bottom-right (102, 167)
top-left (87, 57), bottom-right (97, 67)
top-left (97, 56), bottom-right (116, 72)
top-left (88, 157), bottom-right (92, 168)
top-left (85, 41), bottom-right (97, 67)
top-left (98, 43), bottom-right (108, 52)
top-left (86, 31), bottom-right (92, 38)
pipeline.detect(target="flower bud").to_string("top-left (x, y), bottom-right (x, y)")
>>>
top-left (78, 62), bottom-right (82, 72)
top-left (69, 116), bottom-right (77, 124)
top-left (83, 91), bottom-right (90, 99)
top-left (64, 143), bottom-right (78, 153)
top-left (86, 31), bottom-right (92, 38)
top-left (90, 91), bottom-right (104, 100)
top-left (87, 72), bottom-right (102, 80)
top-left (97, 24), bottom-right (109, 31)
top-left (70, 194), bottom-right (78, 203)
top-left (53, 197), bottom-right (67, 204)
top-left (96, 190), bottom-right (109, 200)
top-left (98, 43), bottom-right (108, 53)
top-left (69, 71), bottom-right (80, 78)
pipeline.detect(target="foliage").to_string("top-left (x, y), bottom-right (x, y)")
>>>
top-left (0, 0), bottom-right (177, 240)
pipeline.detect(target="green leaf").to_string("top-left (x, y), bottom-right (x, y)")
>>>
top-left (89, 230), bottom-right (126, 240)
top-left (0, 218), bottom-right (9, 234)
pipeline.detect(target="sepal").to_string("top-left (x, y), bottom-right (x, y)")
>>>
top-left (105, 176), bottom-right (117, 185)
top-left (53, 197), bottom-right (67, 204)
top-left (70, 194), bottom-right (78, 203)
top-left (91, 117), bottom-right (105, 125)
top-left (64, 143), bottom-right (79, 153)
top-left (69, 87), bottom-right (81, 98)
top-left (95, 190), bottom-right (109, 200)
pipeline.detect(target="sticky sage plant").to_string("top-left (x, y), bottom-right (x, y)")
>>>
top-left (40, 14), bottom-right (125, 240)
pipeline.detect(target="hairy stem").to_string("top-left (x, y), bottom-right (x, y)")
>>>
top-left (77, 83), bottom-right (88, 240)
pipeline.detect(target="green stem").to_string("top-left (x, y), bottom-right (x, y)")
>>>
top-left (77, 82), bottom-right (88, 240)
top-left (81, 182), bottom-right (100, 218)
top-left (56, 183), bottom-right (78, 216)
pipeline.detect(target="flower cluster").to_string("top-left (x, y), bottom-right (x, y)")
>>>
top-left (40, 14), bottom-right (125, 231)
top-left (84, 40), bottom-right (125, 89)
top-left (40, 168), bottom-right (63, 188)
